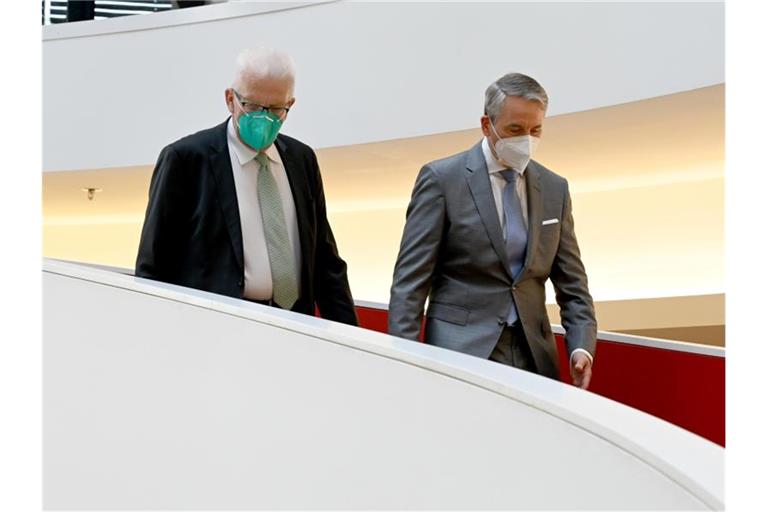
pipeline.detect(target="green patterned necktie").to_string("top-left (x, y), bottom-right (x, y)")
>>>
top-left (256, 153), bottom-right (299, 309)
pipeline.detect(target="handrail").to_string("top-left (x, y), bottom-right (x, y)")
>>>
top-left (57, 260), bottom-right (725, 357)
top-left (358, 299), bottom-right (724, 357)
top-left (43, 258), bottom-right (724, 508)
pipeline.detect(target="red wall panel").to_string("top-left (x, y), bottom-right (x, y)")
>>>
top-left (356, 306), bottom-right (725, 446)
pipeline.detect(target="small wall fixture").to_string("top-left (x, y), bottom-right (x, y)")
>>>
top-left (82, 188), bottom-right (102, 201)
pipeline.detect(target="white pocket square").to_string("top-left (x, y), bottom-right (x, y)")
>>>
top-left (542, 218), bottom-right (559, 226)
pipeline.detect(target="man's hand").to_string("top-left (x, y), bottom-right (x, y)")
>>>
top-left (570, 352), bottom-right (593, 390)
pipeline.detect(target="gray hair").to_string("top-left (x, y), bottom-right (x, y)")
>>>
top-left (232, 47), bottom-right (296, 91)
top-left (484, 73), bottom-right (548, 121)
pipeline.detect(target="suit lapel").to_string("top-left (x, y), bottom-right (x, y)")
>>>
top-left (465, 142), bottom-right (514, 281)
top-left (208, 120), bottom-right (244, 273)
top-left (518, 163), bottom-right (543, 283)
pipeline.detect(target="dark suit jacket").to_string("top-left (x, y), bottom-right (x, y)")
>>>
top-left (135, 119), bottom-right (358, 325)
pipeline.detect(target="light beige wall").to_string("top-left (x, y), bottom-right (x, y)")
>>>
top-left (567, 178), bottom-right (724, 301)
top-left (43, 221), bottom-right (142, 268)
top-left (43, 172), bottom-right (723, 304)
top-left (546, 294), bottom-right (725, 346)
top-left (322, 177), bottom-right (724, 305)
top-left (620, 325), bottom-right (724, 347)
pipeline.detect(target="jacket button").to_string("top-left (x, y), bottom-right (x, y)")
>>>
top-left (497, 317), bottom-right (505, 325)
top-left (511, 285), bottom-right (518, 291)
top-left (238, 279), bottom-right (243, 287)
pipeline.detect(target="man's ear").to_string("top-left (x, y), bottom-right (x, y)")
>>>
top-left (224, 89), bottom-right (235, 114)
top-left (480, 115), bottom-right (491, 137)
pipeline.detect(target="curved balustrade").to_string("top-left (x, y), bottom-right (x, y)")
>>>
top-left (44, 259), bottom-right (723, 509)
top-left (356, 301), bottom-right (726, 447)
top-left (52, 260), bottom-right (727, 446)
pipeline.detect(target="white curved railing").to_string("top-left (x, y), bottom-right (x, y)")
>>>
top-left (355, 299), bottom-right (726, 358)
top-left (60, 262), bottom-right (726, 357)
top-left (43, 259), bottom-right (723, 509)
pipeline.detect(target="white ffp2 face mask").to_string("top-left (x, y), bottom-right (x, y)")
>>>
top-left (489, 122), bottom-right (540, 172)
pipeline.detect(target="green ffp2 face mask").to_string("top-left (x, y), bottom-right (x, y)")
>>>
top-left (237, 111), bottom-right (283, 150)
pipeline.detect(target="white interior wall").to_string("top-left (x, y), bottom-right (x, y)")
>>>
top-left (43, 1), bottom-right (724, 171)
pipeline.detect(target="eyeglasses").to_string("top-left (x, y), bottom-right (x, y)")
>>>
top-left (232, 89), bottom-right (291, 118)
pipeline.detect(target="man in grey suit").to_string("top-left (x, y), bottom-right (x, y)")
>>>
top-left (389, 73), bottom-right (596, 388)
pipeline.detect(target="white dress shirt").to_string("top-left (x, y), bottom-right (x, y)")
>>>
top-left (227, 119), bottom-right (302, 301)
top-left (481, 137), bottom-right (593, 365)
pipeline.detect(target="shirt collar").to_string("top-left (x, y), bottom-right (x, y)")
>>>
top-left (227, 117), bottom-right (281, 166)
top-left (481, 137), bottom-right (525, 177)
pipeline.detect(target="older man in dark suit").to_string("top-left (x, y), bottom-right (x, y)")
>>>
top-left (136, 47), bottom-right (357, 325)
top-left (389, 73), bottom-right (596, 387)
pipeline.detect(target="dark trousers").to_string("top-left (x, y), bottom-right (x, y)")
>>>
top-left (489, 322), bottom-right (538, 373)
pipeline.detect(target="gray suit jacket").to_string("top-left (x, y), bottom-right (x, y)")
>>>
top-left (388, 141), bottom-right (596, 379)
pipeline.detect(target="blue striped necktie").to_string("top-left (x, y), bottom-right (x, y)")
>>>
top-left (501, 169), bottom-right (528, 324)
